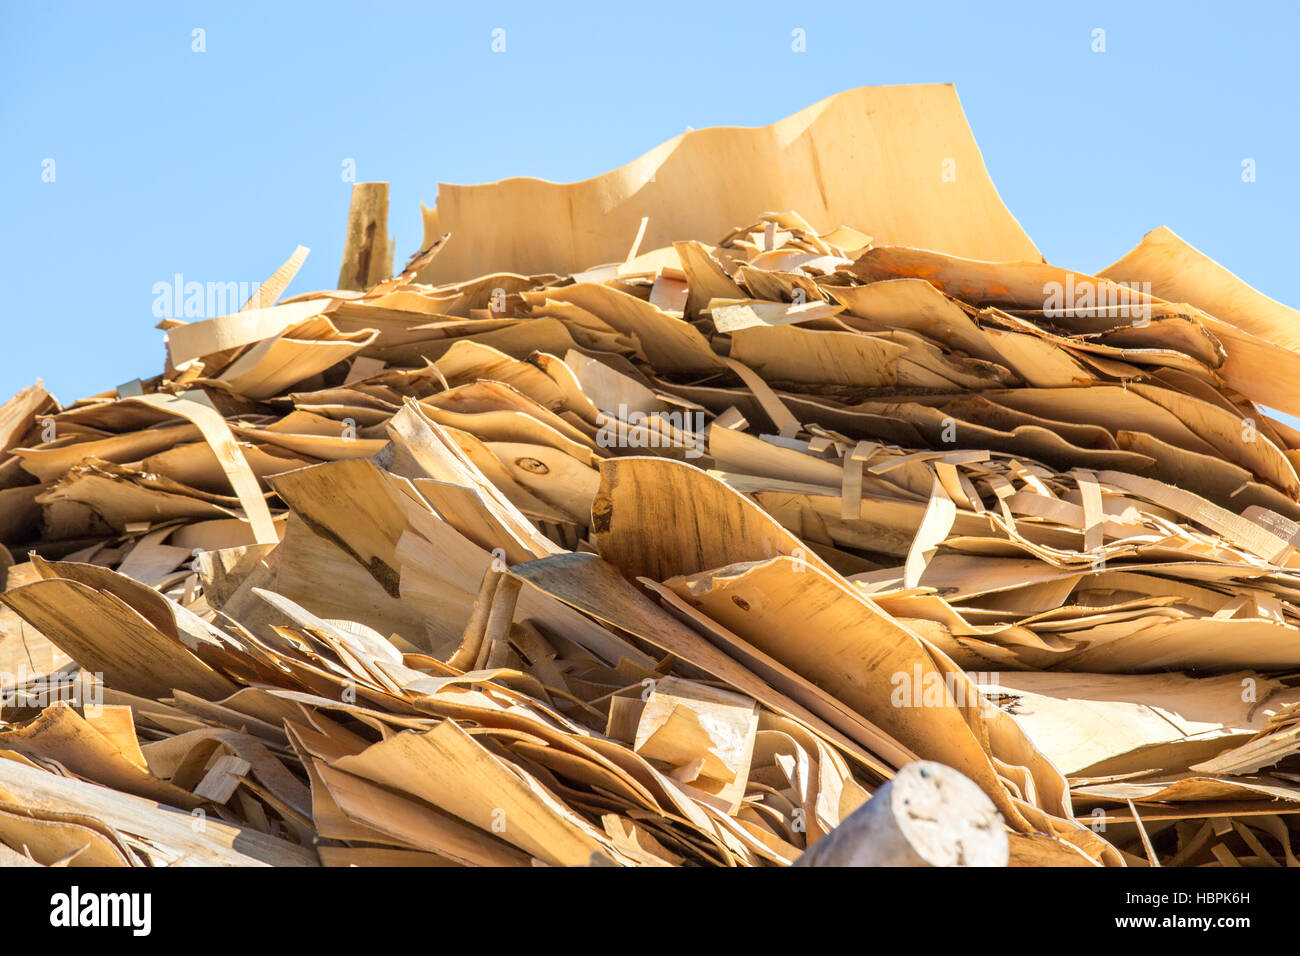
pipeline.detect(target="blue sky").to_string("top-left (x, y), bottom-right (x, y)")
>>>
top-left (2, 0), bottom-right (1296, 410)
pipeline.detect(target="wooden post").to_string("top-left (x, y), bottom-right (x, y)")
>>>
top-left (337, 182), bottom-right (393, 291)
top-left (794, 761), bottom-right (1009, 867)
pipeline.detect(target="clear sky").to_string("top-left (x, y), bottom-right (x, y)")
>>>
top-left (2, 1), bottom-right (1296, 414)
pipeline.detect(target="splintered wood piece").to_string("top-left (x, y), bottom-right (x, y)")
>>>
top-left (338, 182), bottom-right (393, 291)
top-left (794, 761), bottom-right (1008, 867)
top-left (193, 754), bottom-right (253, 804)
top-left (242, 245), bottom-right (309, 312)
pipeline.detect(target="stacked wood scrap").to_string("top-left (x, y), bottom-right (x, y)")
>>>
top-left (3, 85), bottom-right (1300, 868)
